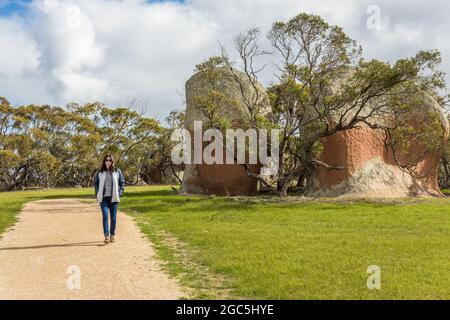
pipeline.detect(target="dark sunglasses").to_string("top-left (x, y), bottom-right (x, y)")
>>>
top-left (105, 159), bottom-right (113, 163)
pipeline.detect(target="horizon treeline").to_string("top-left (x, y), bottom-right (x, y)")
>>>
top-left (0, 97), bottom-right (182, 191)
top-left (1, 12), bottom-right (450, 193)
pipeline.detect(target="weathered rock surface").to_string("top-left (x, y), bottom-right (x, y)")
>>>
top-left (181, 68), bottom-right (270, 196)
top-left (309, 93), bottom-right (449, 197)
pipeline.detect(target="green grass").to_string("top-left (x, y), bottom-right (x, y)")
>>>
top-left (122, 187), bottom-right (450, 300)
top-left (1, 186), bottom-right (450, 299)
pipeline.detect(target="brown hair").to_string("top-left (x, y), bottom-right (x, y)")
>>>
top-left (100, 154), bottom-right (116, 173)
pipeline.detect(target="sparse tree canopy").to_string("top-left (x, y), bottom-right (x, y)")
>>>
top-left (193, 13), bottom-right (449, 195)
top-left (0, 98), bottom-right (175, 191)
top-left (1, 13), bottom-right (448, 196)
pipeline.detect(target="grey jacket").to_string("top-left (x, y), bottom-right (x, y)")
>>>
top-left (94, 168), bottom-right (125, 198)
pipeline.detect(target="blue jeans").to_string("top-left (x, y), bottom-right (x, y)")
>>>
top-left (100, 196), bottom-right (118, 237)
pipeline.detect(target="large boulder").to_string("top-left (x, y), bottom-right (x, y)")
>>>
top-left (308, 93), bottom-right (449, 197)
top-left (181, 68), bottom-right (270, 196)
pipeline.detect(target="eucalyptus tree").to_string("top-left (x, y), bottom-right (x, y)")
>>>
top-left (195, 13), bottom-right (448, 195)
top-left (0, 98), bottom-right (165, 191)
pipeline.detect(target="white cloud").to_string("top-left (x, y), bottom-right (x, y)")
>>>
top-left (27, 0), bottom-right (107, 103)
top-left (0, 18), bottom-right (40, 76)
top-left (0, 0), bottom-right (448, 119)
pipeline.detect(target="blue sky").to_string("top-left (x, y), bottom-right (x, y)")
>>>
top-left (0, 0), bottom-right (31, 16)
top-left (0, 0), bottom-right (185, 16)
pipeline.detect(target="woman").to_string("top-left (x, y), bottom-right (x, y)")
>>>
top-left (94, 155), bottom-right (125, 244)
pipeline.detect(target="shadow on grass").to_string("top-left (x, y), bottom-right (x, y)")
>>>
top-left (123, 198), bottom-right (261, 215)
top-left (39, 194), bottom-right (94, 200)
top-left (122, 189), bottom-right (180, 198)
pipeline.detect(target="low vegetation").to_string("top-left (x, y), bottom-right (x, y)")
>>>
top-left (1, 186), bottom-right (449, 299)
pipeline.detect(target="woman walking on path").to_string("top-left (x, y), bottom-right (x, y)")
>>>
top-left (94, 155), bottom-right (125, 244)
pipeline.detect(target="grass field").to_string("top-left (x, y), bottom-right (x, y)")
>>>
top-left (1, 186), bottom-right (450, 299)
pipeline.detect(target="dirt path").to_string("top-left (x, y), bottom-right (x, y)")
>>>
top-left (0, 199), bottom-right (184, 300)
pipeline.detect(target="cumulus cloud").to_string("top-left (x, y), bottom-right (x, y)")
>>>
top-left (0, 20), bottom-right (39, 76)
top-left (0, 0), bottom-right (448, 119)
top-left (28, 0), bottom-right (107, 102)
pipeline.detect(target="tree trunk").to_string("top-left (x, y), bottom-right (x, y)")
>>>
top-left (294, 174), bottom-right (305, 192)
top-left (443, 158), bottom-right (450, 188)
top-left (279, 177), bottom-right (292, 196)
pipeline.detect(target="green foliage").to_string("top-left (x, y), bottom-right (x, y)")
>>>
top-left (0, 99), bottom-right (168, 191)
top-left (265, 13), bottom-right (448, 194)
top-left (192, 92), bottom-right (235, 130)
top-left (194, 56), bottom-right (227, 75)
top-left (190, 13), bottom-right (448, 195)
top-left (1, 12), bottom-right (448, 196)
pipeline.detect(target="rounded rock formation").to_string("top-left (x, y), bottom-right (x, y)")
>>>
top-left (308, 93), bottom-right (449, 197)
top-left (181, 68), bottom-right (270, 196)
